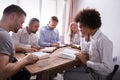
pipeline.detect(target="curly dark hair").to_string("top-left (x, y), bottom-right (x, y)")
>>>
top-left (75, 9), bottom-right (101, 29)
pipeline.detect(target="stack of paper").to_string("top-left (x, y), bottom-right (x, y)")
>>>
top-left (27, 52), bottom-right (50, 60)
top-left (58, 49), bottom-right (79, 60)
top-left (41, 47), bottom-right (57, 53)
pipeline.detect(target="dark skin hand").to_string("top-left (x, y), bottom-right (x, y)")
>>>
top-left (75, 52), bottom-right (89, 65)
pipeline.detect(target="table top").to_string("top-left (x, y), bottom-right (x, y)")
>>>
top-left (15, 46), bottom-right (81, 75)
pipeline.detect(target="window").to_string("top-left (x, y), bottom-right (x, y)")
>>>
top-left (40, 0), bottom-right (57, 26)
top-left (0, 0), bottom-right (64, 36)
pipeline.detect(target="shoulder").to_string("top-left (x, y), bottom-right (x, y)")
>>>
top-left (54, 28), bottom-right (59, 33)
top-left (97, 32), bottom-right (113, 46)
top-left (40, 26), bottom-right (47, 31)
top-left (0, 30), bottom-right (11, 41)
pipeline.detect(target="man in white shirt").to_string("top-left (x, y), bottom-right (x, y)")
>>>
top-left (12, 18), bottom-right (41, 53)
top-left (64, 9), bottom-right (114, 80)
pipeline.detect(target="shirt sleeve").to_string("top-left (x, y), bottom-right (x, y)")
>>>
top-left (56, 30), bottom-right (60, 42)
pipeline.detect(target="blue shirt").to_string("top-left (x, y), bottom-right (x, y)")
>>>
top-left (38, 25), bottom-right (60, 47)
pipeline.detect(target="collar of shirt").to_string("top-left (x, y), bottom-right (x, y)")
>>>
top-left (22, 27), bottom-right (35, 35)
top-left (46, 24), bottom-right (55, 31)
top-left (22, 27), bottom-right (28, 34)
top-left (90, 29), bottom-right (101, 40)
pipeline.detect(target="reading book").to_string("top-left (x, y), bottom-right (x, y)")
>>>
top-left (59, 44), bottom-right (69, 48)
top-left (26, 52), bottom-right (50, 60)
top-left (71, 44), bottom-right (81, 49)
top-left (40, 47), bottom-right (57, 53)
top-left (58, 49), bottom-right (79, 60)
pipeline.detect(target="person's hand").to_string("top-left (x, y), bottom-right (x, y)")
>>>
top-left (50, 43), bottom-right (59, 47)
top-left (24, 48), bottom-right (39, 53)
top-left (31, 46), bottom-right (43, 50)
top-left (23, 53), bottom-right (39, 65)
top-left (75, 52), bottom-right (89, 65)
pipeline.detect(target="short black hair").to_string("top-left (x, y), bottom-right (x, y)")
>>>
top-left (29, 18), bottom-right (39, 24)
top-left (51, 16), bottom-right (59, 22)
top-left (75, 9), bottom-right (101, 29)
top-left (3, 4), bottom-right (26, 16)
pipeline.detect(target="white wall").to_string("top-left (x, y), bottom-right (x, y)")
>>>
top-left (76, 0), bottom-right (120, 63)
top-left (0, 0), bottom-right (17, 18)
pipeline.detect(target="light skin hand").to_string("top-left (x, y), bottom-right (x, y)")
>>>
top-left (23, 53), bottom-right (39, 65)
top-left (0, 53), bottom-right (39, 79)
top-left (31, 46), bottom-right (44, 50)
top-left (75, 52), bottom-right (88, 65)
top-left (50, 43), bottom-right (59, 47)
top-left (24, 48), bottom-right (39, 53)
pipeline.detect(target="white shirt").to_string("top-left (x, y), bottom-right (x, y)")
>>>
top-left (11, 27), bottom-right (39, 48)
top-left (82, 29), bottom-right (114, 76)
top-left (71, 33), bottom-right (81, 45)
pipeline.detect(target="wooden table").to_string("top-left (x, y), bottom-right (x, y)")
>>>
top-left (15, 46), bottom-right (81, 80)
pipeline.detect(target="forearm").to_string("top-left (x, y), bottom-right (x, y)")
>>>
top-left (15, 46), bottom-right (27, 53)
top-left (1, 59), bottom-right (27, 79)
top-left (86, 61), bottom-right (113, 75)
top-left (39, 41), bottom-right (50, 47)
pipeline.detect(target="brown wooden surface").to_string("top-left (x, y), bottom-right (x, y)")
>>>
top-left (15, 46), bottom-right (81, 80)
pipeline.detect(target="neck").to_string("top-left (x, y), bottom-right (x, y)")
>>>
top-left (0, 19), bottom-right (10, 32)
top-left (26, 27), bottom-right (31, 34)
top-left (90, 29), bottom-right (98, 36)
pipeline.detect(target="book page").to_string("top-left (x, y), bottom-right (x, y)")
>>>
top-left (58, 49), bottom-right (79, 60)
top-left (26, 52), bottom-right (50, 60)
top-left (41, 47), bottom-right (57, 53)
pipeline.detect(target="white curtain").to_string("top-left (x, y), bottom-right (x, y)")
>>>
top-left (61, 0), bottom-right (76, 44)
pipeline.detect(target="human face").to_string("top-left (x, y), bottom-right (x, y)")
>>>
top-left (12, 14), bottom-right (25, 33)
top-left (29, 21), bottom-right (39, 33)
top-left (49, 20), bottom-right (58, 29)
top-left (79, 23), bottom-right (91, 37)
top-left (71, 24), bottom-right (78, 33)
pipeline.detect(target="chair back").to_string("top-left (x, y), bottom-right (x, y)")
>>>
top-left (106, 65), bottom-right (119, 80)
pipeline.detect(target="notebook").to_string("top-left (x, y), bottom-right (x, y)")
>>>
top-left (58, 49), bottom-right (79, 60)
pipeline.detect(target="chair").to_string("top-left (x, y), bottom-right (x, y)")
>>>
top-left (106, 65), bottom-right (119, 80)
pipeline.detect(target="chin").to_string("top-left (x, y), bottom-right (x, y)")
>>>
top-left (32, 31), bottom-right (36, 33)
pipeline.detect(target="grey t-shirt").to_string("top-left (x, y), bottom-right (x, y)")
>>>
top-left (0, 28), bottom-right (15, 62)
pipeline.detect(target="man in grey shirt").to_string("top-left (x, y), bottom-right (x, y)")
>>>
top-left (0, 4), bottom-right (39, 80)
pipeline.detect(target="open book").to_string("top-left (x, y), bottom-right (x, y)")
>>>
top-left (26, 52), bottom-right (50, 60)
top-left (40, 47), bottom-right (57, 53)
top-left (58, 49), bottom-right (79, 60)
top-left (71, 44), bottom-right (81, 49)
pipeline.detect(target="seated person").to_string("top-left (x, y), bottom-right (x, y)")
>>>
top-left (11, 18), bottom-right (41, 53)
top-left (67, 22), bottom-right (81, 45)
top-left (64, 9), bottom-right (114, 80)
top-left (0, 4), bottom-right (39, 80)
top-left (38, 16), bottom-right (60, 47)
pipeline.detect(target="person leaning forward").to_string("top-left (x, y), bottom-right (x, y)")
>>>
top-left (0, 4), bottom-right (39, 80)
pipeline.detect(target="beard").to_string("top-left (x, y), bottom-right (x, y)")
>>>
top-left (31, 30), bottom-right (37, 33)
